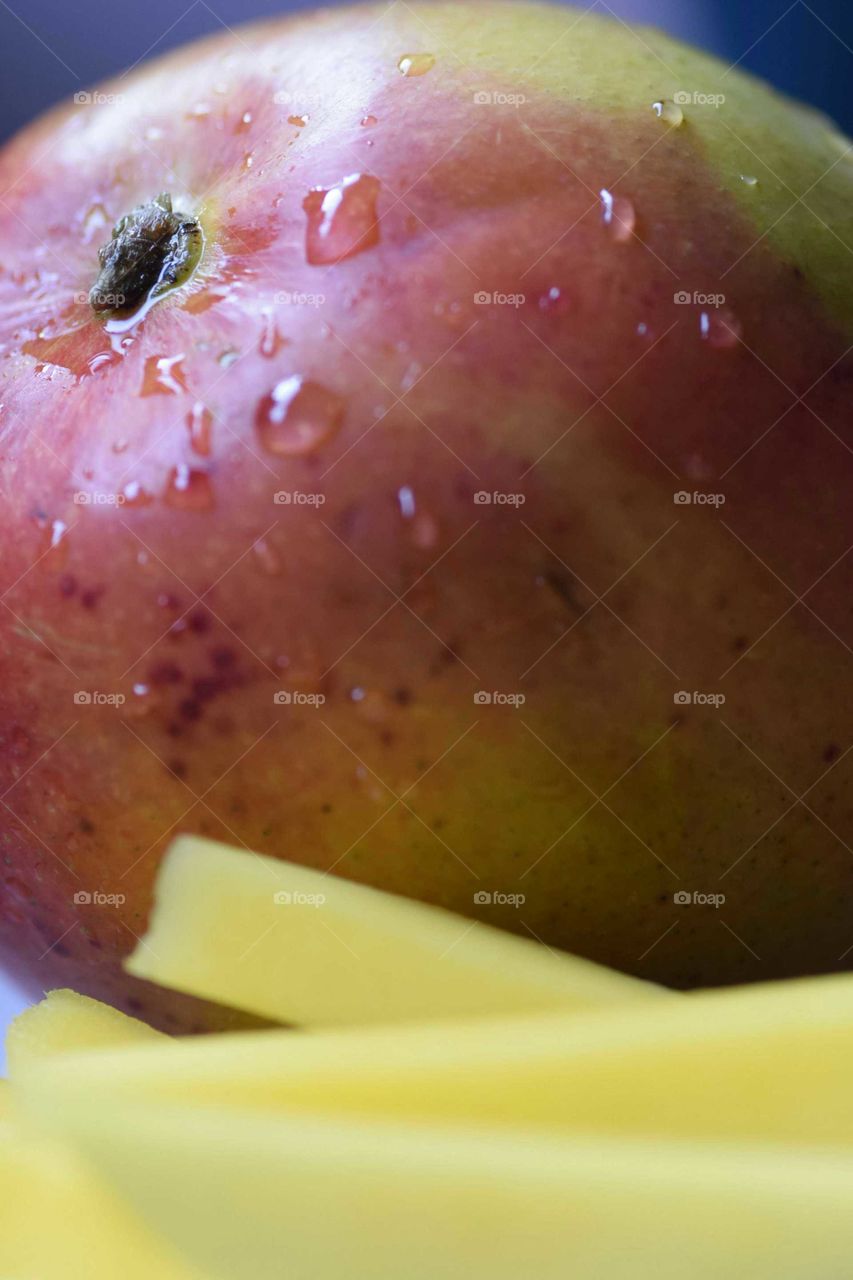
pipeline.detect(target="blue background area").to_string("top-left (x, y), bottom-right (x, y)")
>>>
top-left (0, 0), bottom-right (851, 143)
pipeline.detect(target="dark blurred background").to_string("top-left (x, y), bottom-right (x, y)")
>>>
top-left (0, 0), bottom-right (851, 143)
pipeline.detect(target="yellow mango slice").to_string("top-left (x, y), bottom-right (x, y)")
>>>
top-left (16, 1091), bottom-right (853, 1280)
top-left (6, 988), bottom-right (163, 1078)
top-left (0, 1116), bottom-right (203, 1280)
top-left (27, 971), bottom-right (853, 1147)
top-left (127, 835), bottom-right (664, 1022)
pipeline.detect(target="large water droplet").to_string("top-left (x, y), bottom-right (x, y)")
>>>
top-left (256, 375), bottom-right (344, 456)
top-left (141, 353), bottom-right (187, 396)
top-left (361, 114), bottom-right (378, 127)
top-left (699, 307), bottom-right (742, 349)
top-left (652, 99), bottom-right (683, 127)
top-left (599, 189), bottom-right (635, 242)
top-left (740, 174), bottom-right (758, 187)
top-left (186, 402), bottom-right (213, 455)
top-left (398, 53), bottom-right (435, 76)
top-left (164, 465), bottom-right (214, 510)
top-left (302, 173), bottom-right (381, 265)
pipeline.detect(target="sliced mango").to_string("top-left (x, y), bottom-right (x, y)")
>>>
top-left (15, 1090), bottom-right (853, 1280)
top-left (21, 971), bottom-right (853, 1147)
top-left (0, 1116), bottom-right (203, 1280)
top-left (6, 988), bottom-right (163, 1078)
top-left (127, 835), bottom-right (665, 1023)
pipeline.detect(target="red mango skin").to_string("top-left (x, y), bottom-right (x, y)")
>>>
top-left (0, 3), bottom-right (852, 1027)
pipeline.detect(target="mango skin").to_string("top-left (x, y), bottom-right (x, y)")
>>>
top-left (0, 1), bottom-right (851, 1027)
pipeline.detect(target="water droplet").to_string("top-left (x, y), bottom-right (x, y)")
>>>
top-left (395, 485), bottom-right (439, 548)
top-left (699, 307), bottom-right (742, 349)
top-left (652, 99), bottom-right (683, 127)
top-left (88, 351), bottom-right (117, 375)
top-left (400, 361), bottom-right (423, 392)
top-left (302, 173), bottom-right (381, 265)
top-left (397, 485), bottom-right (416, 519)
top-left (186, 402), bottom-right (213, 456)
top-left (164, 466), bottom-right (214, 511)
top-left (288, 114), bottom-right (308, 127)
top-left (600, 188), bottom-right (635, 242)
top-left (243, 152), bottom-right (254, 170)
top-left (141, 353), bottom-right (187, 396)
top-left (256, 375), bottom-right (344, 457)
top-left (121, 481), bottom-right (153, 507)
top-left (236, 110), bottom-right (253, 132)
top-left (188, 102), bottom-right (211, 119)
top-left (112, 438), bottom-right (128, 454)
top-left (217, 348), bottom-right (240, 369)
top-left (353, 688), bottom-right (392, 724)
top-left (538, 285), bottom-right (569, 315)
top-left (398, 53), bottom-right (435, 77)
top-left (38, 518), bottom-right (69, 568)
top-left (361, 114), bottom-right (378, 127)
top-left (740, 174), bottom-right (758, 187)
top-left (259, 309), bottom-right (286, 357)
top-left (252, 537), bottom-right (281, 575)
top-left (81, 202), bottom-right (110, 243)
